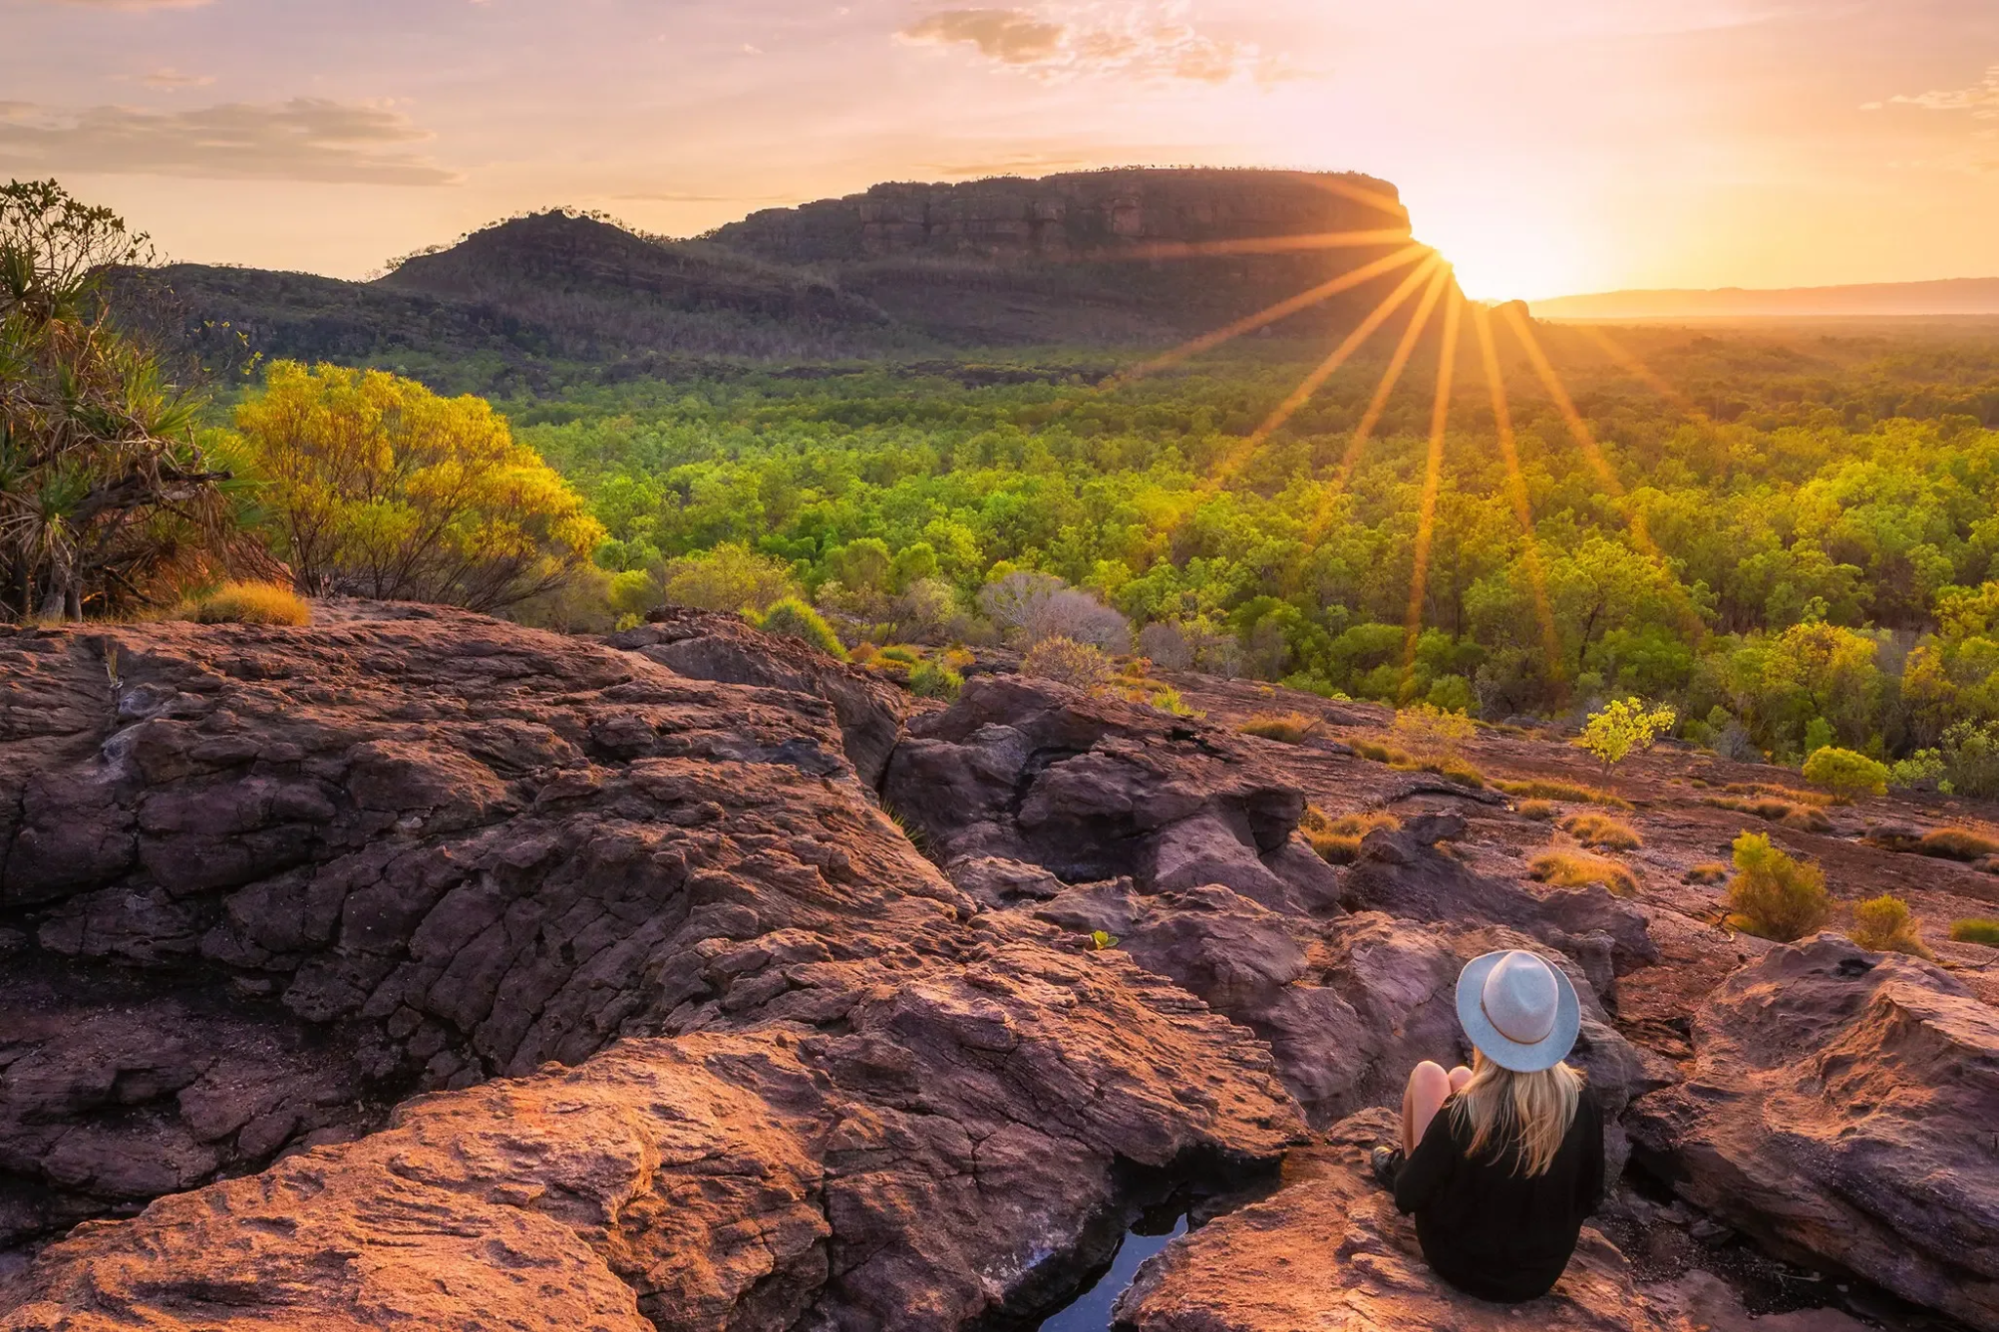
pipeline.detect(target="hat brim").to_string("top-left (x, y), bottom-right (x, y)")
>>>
top-left (1455, 950), bottom-right (1582, 1073)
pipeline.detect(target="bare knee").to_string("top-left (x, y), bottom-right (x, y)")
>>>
top-left (1407, 1060), bottom-right (1452, 1098)
top-left (1448, 1065), bottom-right (1473, 1092)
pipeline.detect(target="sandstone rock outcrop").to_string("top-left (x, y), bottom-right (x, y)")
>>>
top-left (1628, 933), bottom-right (1999, 1326)
top-left (883, 675), bottom-right (1341, 917)
top-left (0, 608), bottom-right (1305, 1328)
top-left (611, 608), bottom-right (909, 786)
top-left (1111, 1107), bottom-right (1668, 1332)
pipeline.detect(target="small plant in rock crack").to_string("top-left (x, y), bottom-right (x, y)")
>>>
top-left (1089, 930), bottom-right (1119, 951)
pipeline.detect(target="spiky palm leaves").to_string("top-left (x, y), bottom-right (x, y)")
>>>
top-left (1, 179), bottom-right (230, 620)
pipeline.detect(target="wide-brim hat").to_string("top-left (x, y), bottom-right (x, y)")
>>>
top-left (1455, 949), bottom-right (1581, 1073)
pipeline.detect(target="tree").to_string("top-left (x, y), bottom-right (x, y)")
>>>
top-left (233, 361), bottom-right (604, 611)
top-left (1, 179), bottom-right (232, 619)
top-left (1578, 697), bottom-right (1677, 779)
top-left (657, 542), bottom-right (798, 613)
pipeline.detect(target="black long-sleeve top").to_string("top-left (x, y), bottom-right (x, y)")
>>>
top-left (1391, 1091), bottom-right (1606, 1303)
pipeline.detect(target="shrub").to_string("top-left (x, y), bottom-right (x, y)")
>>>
top-left (1351, 739), bottom-right (1410, 765)
top-left (1685, 862), bottom-right (1730, 885)
top-left (1393, 703), bottom-right (1476, 760)
top-left (1518, 799), bottom-right (1556, 821)
top-left (1144, 685), bottom-right (1196, 717)
top-left (755, 598), bottom-right (847, 659)
top-left (613, 612), bottom-right (642, 632)
top-left (1801, 747), bottom-right (1889, 798)
top-left (907, 659), bottom-right (963, 701)
top-left (1849, 894), bottom-right (1932, 958)
top-left (1941, 720), bottom-right (1999, 798)
top-left (1021, 636), bottom-right (1115, 692)
top-left (1493, 778), bottom-right (1633, 810)
top-left (1301, 807), bottom-right (1400, 864)
top-left (181, 582), bottom-right (312, 626)
top-left (1240, 712), bottom-right (1320, 744)
top-left (1889, 748), bottom-right (1945, 792)
top-left (1725, 832), bottom-right (1829, 941)
top-left (878, 645), bottom-right (920, 664)
top-left (1916, 827), bottom-right (1999, 861)
top-left (1528, 851), bottom-right (1638, 897)
top-left (1949, 918), bottom-right (1999, 946)
top-left (1560, 812), bottom-right (1642, 851)
top-left (1577, 698), bottom-right (1677, 778)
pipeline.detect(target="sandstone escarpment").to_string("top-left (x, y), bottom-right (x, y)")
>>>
top-left (709, 168), bottom-right (1408, 265)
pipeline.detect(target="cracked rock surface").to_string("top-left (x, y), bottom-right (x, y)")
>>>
top-left (0, 608), bottom-right (1301, 1329)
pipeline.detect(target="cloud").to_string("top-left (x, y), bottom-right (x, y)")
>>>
top-left (902, 10), bottom-right (1067, 64)
top-left (1871, 62), bottom-right (1999, 120)
top-left (127, 68), bottom-right (216, 90)
top-left (31, 0), bottom-right (214, 9)
top-left (0, 98), bottom-right (459, 185)
top-left (896, 2), bottom-right (1292, 85)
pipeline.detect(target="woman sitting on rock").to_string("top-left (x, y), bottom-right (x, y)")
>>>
top-left (1369, 948), bottom-right (1605, 1304)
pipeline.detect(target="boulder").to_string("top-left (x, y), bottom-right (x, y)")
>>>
top-left (612, 607), bottom-right (908, 786)
top-left (1031, 882), bottom-right (1663, 1144)
top-left (1111, 1107), bottom-right (1670, 1331)
top-left (1627, 934), bottom-right (1999, 1326)
top-left (883, 675), bottom-right (1340, 915)
top-left (1342, 827), bottom-right (1657, 996)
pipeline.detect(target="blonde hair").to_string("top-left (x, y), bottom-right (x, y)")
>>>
top-left (1449, 1050), bottom-right (1585, 1177)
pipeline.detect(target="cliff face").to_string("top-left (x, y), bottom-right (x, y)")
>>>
top-left (126, 169), bottom-right (1428, 377)
top-left (709, 168), bottom-right (1409, 265)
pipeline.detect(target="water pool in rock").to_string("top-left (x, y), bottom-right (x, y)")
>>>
top-left (1036, 1210), bottom-right (1188, 1332)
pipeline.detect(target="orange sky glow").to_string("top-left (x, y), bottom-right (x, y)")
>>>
top-left (3, 0), bottom-right (1997, 300)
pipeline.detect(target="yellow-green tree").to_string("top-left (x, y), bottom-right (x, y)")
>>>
top-left (1578, 697), bottom-right (1677, 779)
top-left (234, 361), bottom-right (604, 611)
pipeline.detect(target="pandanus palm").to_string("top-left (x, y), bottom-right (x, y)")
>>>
top-left (0, 179), bottom-right (231, 620)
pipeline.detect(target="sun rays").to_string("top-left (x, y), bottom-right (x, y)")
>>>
top-left (1400, 286), bottom-right (1462, 691)
top-left (1116, 242), bottom-right (1432, 383)
top-left (1472, 303), bottom-right (1564, 683)
top-left (1101, 224), bottom-right (1715, 691)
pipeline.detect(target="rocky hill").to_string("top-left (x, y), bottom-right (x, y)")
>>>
top-left (116, 169), bottom-right (1425, 387)
top-left (2, 606), bottom-right (1992, 1330)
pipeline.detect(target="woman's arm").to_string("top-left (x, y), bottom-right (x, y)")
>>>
top-left (1392, 1101), bottom-right (1458, 1215)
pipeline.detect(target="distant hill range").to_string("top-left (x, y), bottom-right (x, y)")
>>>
top-left (1532, 277), bottom-right (1999, 321)
top-left (119, 168), bottom-right (1427, 390)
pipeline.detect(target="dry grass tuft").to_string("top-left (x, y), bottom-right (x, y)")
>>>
top-left (1950, 918), bottom-right (1999, 946)
top-left (1722, 781), bottom-right (1838, 808)
top-left (1301, 806), bottom-right (1401, 864)
top-left (1684, 862), bottom-right (1730, 885)
top-left (1916, 827), bottom-right (1999, 862)
top-left (1528, 850), bottom-right (1639, 897)
top-left (1701, 794), bottom-right (1832, 833)
top-left (1240, 712), bottom-right (1321, 744)
top-left (1560, 811), bottom-right (1642, 851)
top-left (1494, 778), bottom-right (1633, 810)
top-left (180, 582), bottom-right (311, 627)
top-left (1517, 799), bottom-right (1557, 821)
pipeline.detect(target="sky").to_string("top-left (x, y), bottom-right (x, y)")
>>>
top-left (3, 0), bottom-right (1998, 300)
